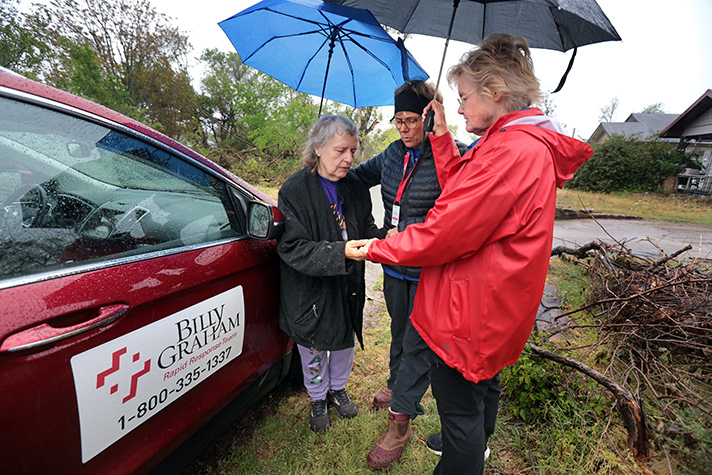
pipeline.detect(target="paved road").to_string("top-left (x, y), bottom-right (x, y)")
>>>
top-left (553, 219), bottom-right (712, 260)
top-left (369, 185), bottom-right (712, 260)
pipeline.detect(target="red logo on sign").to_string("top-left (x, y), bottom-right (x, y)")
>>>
top-left (96, 347), bottom-right (151, 403)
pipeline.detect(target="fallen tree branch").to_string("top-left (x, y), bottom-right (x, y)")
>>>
top-left (527, 343), bottom-right (649, 460)
top-left (648, 244), bottom-right (693, 270)
top-left (551, 241), bottom-right (605, 259)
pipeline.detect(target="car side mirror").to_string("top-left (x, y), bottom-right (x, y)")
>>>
top-left (247, 201), bottom-right (284, 240)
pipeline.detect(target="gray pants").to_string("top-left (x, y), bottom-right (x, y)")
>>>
top-left (384, 274), bottom-right (432, 417)
top-left (298, 344), bottom-right (355, 401)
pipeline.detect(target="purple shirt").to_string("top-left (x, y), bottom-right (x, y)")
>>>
top-left (319, 175), bottom-right (347, 240)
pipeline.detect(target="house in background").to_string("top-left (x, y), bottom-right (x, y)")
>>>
top-left (588, 113), bottom-right (679, 143)
top-left (661, 89), bottom-right (712, 194)
top-left (587, 90), bottom-right (712, 194)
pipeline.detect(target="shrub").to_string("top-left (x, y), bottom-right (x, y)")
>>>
top-left (569, 135), bottom-right (701, 193)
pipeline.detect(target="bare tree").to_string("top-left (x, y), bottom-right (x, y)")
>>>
top-left (599, 96), bottom-right (620, 122)
top-left (536, 91), bottom-right (557, 116)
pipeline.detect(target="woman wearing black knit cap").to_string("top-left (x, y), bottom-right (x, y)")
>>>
top-left (351, 80), bottom-right (468, 469)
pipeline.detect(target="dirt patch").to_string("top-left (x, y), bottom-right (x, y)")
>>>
top-left (362, 261), bottom-right (385, 330)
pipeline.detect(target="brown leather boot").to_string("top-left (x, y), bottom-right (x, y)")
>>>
top-left (366, 410), bottom-right (413, 469)
top-left (372, 388), bottom-right (391, 408)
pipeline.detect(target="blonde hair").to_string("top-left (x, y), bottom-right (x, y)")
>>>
top-left (447, 34), bottom-right (542, 112)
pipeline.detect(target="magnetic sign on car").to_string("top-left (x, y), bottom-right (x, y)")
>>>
top-left (70, 286), bottom-right (246, 462)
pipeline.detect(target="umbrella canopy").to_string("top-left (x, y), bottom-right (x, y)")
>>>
top-left (322, 0), bottom-right (621, 53)
top-left (219, 0), bottom-right (429, 114)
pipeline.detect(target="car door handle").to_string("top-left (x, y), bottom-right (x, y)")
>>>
top-left (0, 303), bottom-right (130, 353)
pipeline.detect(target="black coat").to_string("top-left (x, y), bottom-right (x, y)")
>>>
top-left (277, 168), bottom-right (379, 350)
top-left (351, 136), bottom-right (468, 279)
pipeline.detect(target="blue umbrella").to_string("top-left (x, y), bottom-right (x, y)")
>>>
top-left (219, 0), bottom-right (429, 115)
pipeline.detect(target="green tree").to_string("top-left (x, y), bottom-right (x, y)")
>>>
top-left (361, 124), bottom-right (400, 160)
top-left (344, 106), bottom-right (383, 162)
top-left (197, 49), bottom-right (254, 147)
top-left (640, 102), bottom-right (666, 114)
top-left (0, 0), bottom-right (52, 78)
top-left (51, 37), bottom-right (133, 115)
top-left (37, 0), bottom-right (197, 140)
top-left (197, 48), bottom-right (317, 150)
top-left (197, 48), bottom-right (322, 183)
top-left (569, 135), bottom-right (701, 193)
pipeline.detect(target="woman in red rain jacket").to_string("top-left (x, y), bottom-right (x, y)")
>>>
top-left (347, 34), bottom-right (593, 475)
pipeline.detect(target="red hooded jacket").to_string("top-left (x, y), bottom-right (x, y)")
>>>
top-left (367, 107), bottom-right (593, 383)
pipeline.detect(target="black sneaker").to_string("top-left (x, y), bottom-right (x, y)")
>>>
top-left (426, 433), bottom-right (490, 460)
top-left (310, 399), bottom-right (330, 432)
top-left (426, 433), bottom-right (443, 456)
top-left (327, 388), bottom-right (358, 419)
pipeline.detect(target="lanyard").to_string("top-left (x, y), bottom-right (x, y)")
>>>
top-left (394, 151), bottom-right (418, 204)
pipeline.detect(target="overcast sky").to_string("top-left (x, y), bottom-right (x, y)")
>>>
top-left (25, 0), bottom-right (712, 142)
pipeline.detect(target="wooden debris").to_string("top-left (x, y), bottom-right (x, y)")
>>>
top-left (543, 238), bottom-right (711, 462)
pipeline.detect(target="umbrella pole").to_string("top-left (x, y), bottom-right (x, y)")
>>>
top-left (319, 32), bottom-right (338, 117)
top-left (424, 0), bottom-right (460, 132)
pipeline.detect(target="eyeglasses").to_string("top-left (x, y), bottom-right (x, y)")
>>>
top-left (390, 117), bottom-right (421, 129)
top-left (457, 90), bottom-right (476, 107)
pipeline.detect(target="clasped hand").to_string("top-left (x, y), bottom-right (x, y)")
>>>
top-left (344, 238), bottom-right (376, 261)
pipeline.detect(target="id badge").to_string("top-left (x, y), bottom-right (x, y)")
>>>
top-left (391, 202), bottom-right (400, 226)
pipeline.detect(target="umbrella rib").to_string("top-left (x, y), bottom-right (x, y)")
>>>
top-left (340, 31), bottom-right (394, 73)
top-left (294, 37), bottom-right (330, 91)
top-left (332, 36), bottom-right (357, 107)
top-left (238, 6), bottom-right (333, 63)
top-left (547, 6), bottom-right (566, 51)
top-left (241, 29), bottom-right (327, 62)
top-left (332, 26), bottom-right (402, 104)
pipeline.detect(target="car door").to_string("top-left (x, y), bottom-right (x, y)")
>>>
top-left (0, 90), bottom-right (289, 474)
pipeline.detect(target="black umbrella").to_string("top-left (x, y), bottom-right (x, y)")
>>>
top-left (324, 0), bottom-right (621, 128)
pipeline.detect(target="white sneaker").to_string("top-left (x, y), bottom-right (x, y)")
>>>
top-left (484, 446), bottom-right (491, 460)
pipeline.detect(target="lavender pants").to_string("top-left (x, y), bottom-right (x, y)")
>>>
top-left (297, 344), bottom-right (355, 401)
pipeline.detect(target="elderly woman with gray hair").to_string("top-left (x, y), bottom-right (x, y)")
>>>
top-left (277, 115), bottom-right (380, 433)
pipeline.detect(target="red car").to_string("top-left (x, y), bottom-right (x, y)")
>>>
top-left (0, 67), bottom-right (291, 474)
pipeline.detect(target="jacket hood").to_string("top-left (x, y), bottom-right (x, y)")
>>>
top-left (475, 107), bottom-right (593, 188)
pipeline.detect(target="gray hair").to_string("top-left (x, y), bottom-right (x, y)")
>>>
top-left (301, 115), bottom-right (359, 172)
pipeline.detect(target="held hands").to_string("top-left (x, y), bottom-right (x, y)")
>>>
top-left (423, 100), bottom-right (448, 137)
top-left (344, 238), bottom-right (377, 261)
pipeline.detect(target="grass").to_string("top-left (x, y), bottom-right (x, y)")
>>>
top-left (556, 189), bottom-right (712, 225)
top-left (184, 276), bottom-right (445, 475)
top-left (257, 185), bottom-right (279, 200)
